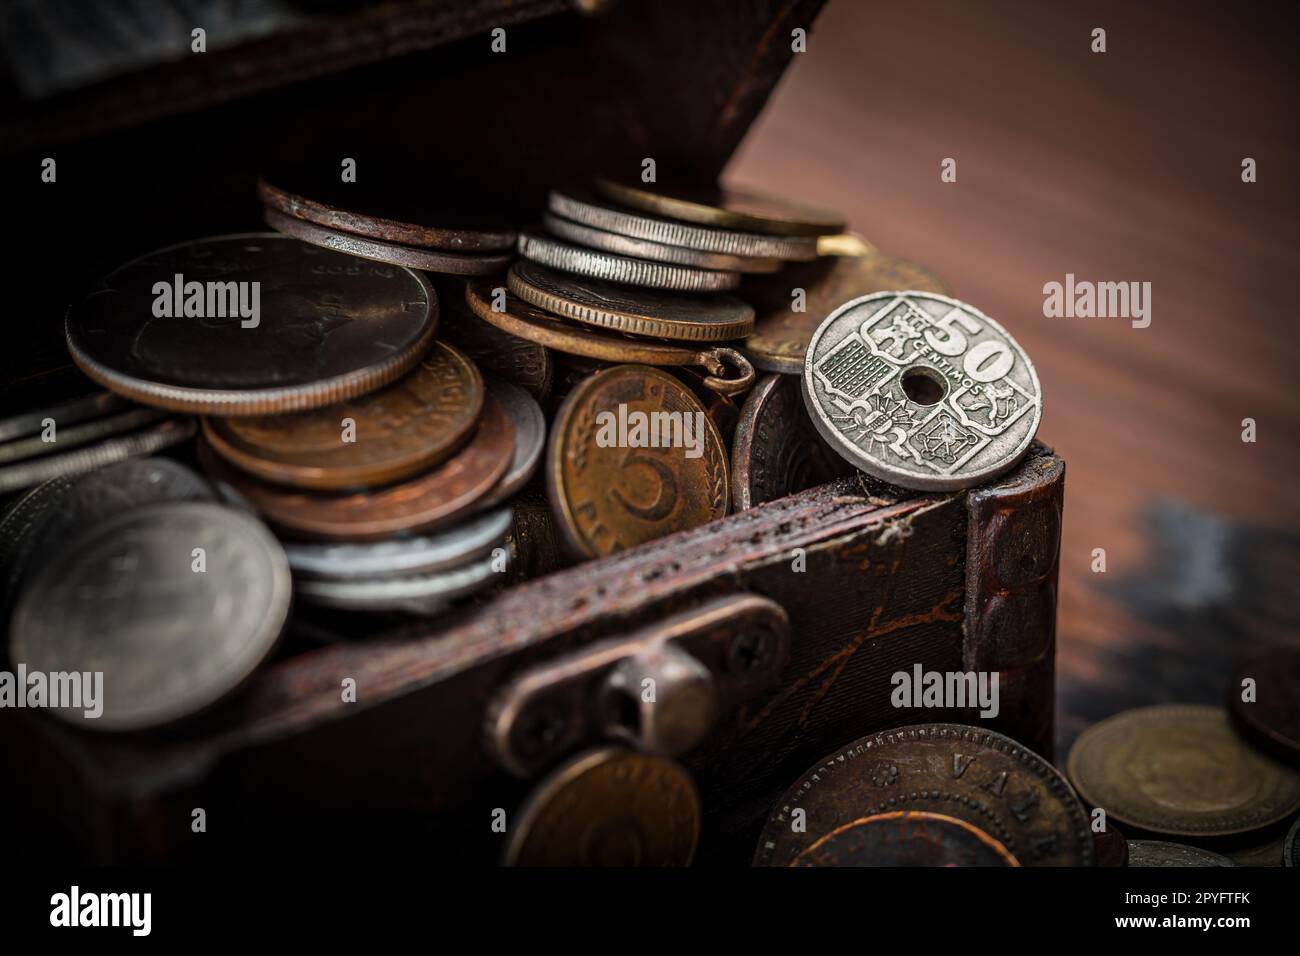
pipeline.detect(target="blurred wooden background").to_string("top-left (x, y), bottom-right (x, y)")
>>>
top-left (728, 0), bottom-right (1300, 753)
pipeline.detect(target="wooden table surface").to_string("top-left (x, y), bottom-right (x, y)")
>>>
top-left (728, 0), bottom-right (1300, 755)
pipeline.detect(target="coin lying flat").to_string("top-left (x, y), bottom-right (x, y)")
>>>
top-left (508, 261), bottom-right (754, 342)
top-left (295, 546), bottom-right (507, 615)
top-left (436, 276), bottom-right (553, 402)
top-left (1127, 841), bottom-right (1235, 867)
top-left (1067, 705), bottom-right (1300, 839)
top-left (1229, 646), bottom-right (1300, 764)
top-left (547, 365), bottom-right (729, 558)
top-left (744, 253), bottom-right (951, 375)
top-left (792, 810), bottom-right (1020, 867)
top-left (0, 417), bottom-right (195, 494)
top-left (504, 748), bottom-right (701, 866)
top-left (257, 168), bottom-right (516, 252)
top-left (518, 232), bottom-right (741, 292)
top-left (199, 393), bottom-right (515, 540)
top-left (0, 458), bottom-right (215, 611)
top-left (201, 341), bottom-right (484, 491)
top-left (732, 374), bottom-right (851, 511)
top-left (543, 214), bottom-right (782, 273)
top-left (0, 390), bottom-right (126, 443)
top-left (755, 724), bottom-right (1094, 867)
top-left (803, 291), bottom-right (1042, 491)
top-left (9, 502), bottom-right (290, 731)
top-left (285, 505), bottom-right (512, 579)
top-left (476, 378), bottom-right (546, 510)
top-left (594, 176), bottom-right (845, 238)
top-left (265, 208), bottom-right (512, 276)
top-left (549, 190), bottom-right (818, 261)
top-left (65, 234), bottom-right (437, 415)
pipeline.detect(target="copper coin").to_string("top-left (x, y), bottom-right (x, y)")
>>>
top-left (543, 213), bottom-right (782, 273)
top-left (1229, 645), bottom-right (1300, 764)
top-left (65, 234), bottom-right (437, 415)
top-left (743, 252), bottom-right (951, 374)
top-left (791, 810), bottom-right (1020, 867)
top-left (755, 724), bottom-right (1094, 867)
top-left (1067, 705), bottom-right (1300, 839)
top-left (731, 373), bottom-right (851, 510)
top-left (201, 341), bottom-right (484, 491)
top-left (257, 166), bottom-right (516, 252)
top-left (435, 276), bottom-right (553, 402)
top-left (1127, 841), bottom-right (1235, 867)
top-left (264, 208), bottom-right (512, 276)
top-left (198, 393), bottom-right (514, 540)
top-left (595, 176), bottom-right (845, 238)
top-left (508, 260), bottom-right (754, 342)
top-left (1093, 822), bottom-right (1129, 867)
top-left (546, 365), bottom-right (729, 558)
top-left (504, 748), bottom-right (701, 867)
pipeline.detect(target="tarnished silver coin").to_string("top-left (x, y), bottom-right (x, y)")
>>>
top-left (543, 214), bottom-right (782, 273)
top-left (0, 458), bottom-right (216, 611)
top-left (732, 374), bottom-right (850, 510)
top-left (294, 545), bottom-right (508, 614)
top-left (9, 502), bottom-right (291, 731)
top-left (0, 417), bottom-right (195, 494)
top-left (517, 232), bottom-right (740, 292)
top-left (548, 190), bottom-right (818, 262)
top-left (285, 505), bottom-right (513, 579)
top-left (0, 391), bottom-right (126, 443)
top-left (0, 406), bottom-right (168, 464)
top-left (477, 377), bottom-right (546, 510)
top-left (1127, 841), bottom-right (1235, 867)
top-left (0, 476), bottom-right (78, 610)
top-left (803, 291), bottom-right (1042, 491)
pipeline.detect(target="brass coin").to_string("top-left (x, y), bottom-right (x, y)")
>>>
top-left (265, 208), bottom-right (512, 276)
top-left (754, 723), bottom-right (1094, 867)
top-left (543, 213), bottom-right (782, 273)
top-left (792, 810), bottom-right (1020, 867)
top-left (202, 341), bottom-right (484, 491)
top-left (465, 280), bottom-right (755, 393)
top-left (546, 365), bottom-right (729, 558)
top-left (743, 252), bottom-right (951, 375)
top-left (435, 276), bottom-right (553, 402)
top-left (504, 748), bottom-right (700, 866)
top-left (508, 260), bottom-right (754, 342)
top-left (198, 393), bottom-right (514, 540)
top-left (517, 232), bottom-right (741, 292)
top-left (595, 176), bottom-right (845, 238)
top-left (731, 374), bottom-right (851, 511)
top-left (1067, 705), bottom-right (1300, 838)
top-left (65, 234), bottom-right (437, 415)
top-left (257, 169), bottom-right (516, 252)
top-left (1127, 841), bottom-right (1235, 867)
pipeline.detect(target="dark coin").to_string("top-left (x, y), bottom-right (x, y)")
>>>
top-left (1229, 645), bottom-right (1300, 764)
top-left (743, 252), bottom-right (951, 374)
top-left (595, 176), bottom-right (845, 238)
top-left (505, 486), bottom-right (568, 583)
top-left (543, 213), bottom-right (782, 273)
top-left (504, 748), bottom-right (701, 866)
top-left (198, 393), bottom-right (515, 540)
top-left (508, 260), bottom-right (754, 342)
top-left (1127, 841), bottom-right (1235, 867)
top-left (265, 208), bottom-right (512, 276)
top-left (1, 458), bottom-right (215, 612)
top-left (1093, 822), bottom-right (1129, 867)
top-left (755, 724), bottom-right (1094, 867)
top-left (517, 232), bottom-right (741, 292)
top-left (65, 234), bottom-right (437, 415)
top-left (436, 276), bottom-right (553, 402)
top-left (732, 373), bottom-right (851, 510)
top-left (9, 502), bottom-right (290, 731)
top-left (0, 391), bottom-right (126, 443)
top-left (792, 810), bottom-right (1020, 867)
top-left (201, 341), bottom-right (484, 490)
top-left (547, 365), bottom-right (729, 558)
top-left (1068, 705), bottom-right (1300, 838)
top-left (257, 166), bottom-right (516, 252)
top-left (476, 378), bottom-right (546, 509)
top-left (0, 407), bottom-right (168, 464)
top-left (1286, 817), bottom-right (1300, 866)
top-left (0, 418), bottom-right (196, 494)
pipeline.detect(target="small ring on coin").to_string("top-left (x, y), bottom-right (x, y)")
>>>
top-left (698, 348), bottom-right (755, 396)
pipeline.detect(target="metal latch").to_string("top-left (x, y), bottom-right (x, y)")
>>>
top-left (486, 593), bottom-right (790, 777)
